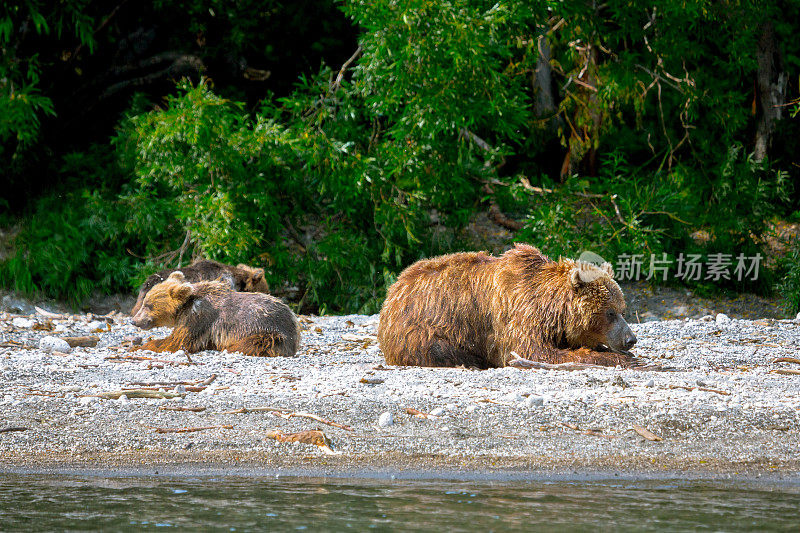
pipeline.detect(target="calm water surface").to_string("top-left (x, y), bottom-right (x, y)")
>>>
top-left (2, 474), bottom-right (799, 531)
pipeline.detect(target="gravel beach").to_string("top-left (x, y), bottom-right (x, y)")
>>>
top-left (2, 305), bottom-right (800, 480)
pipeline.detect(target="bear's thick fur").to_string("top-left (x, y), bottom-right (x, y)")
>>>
top-left (378, 243), bottom-right (637, 368)
top-left (131, 272), bottom-right (299, 357)
top-left (130, 259), bottom-right (269, 316)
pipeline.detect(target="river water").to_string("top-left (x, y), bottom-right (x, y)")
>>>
top-left (2, 474), bottom-right (799, 531)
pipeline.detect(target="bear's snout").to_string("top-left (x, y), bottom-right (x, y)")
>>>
top-left (131, 312), bottom-right (154, 330)
top-left (623, 333), bottom-right (637, 350)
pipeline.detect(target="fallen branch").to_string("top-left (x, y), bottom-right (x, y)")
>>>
top-left (561, 422), bottom-right (617, 439)
top-left (404, 407), bottom-right (439, 419)
top-left (771, 369), bottom-right (800, 376)
top-left (216, 407), bottom-right (286, 415)
top-left (159, 406), bottom-right (207, 412)
top-left (90, 389), bottom-right (184, 400)
top-left (772, 357), bottom-right (800, 365)
top-left (265, 429), bottom-right (338, 455)
top-left (668, 384), bottom-right (731, 396)
top-left (148, 425), bottom-right (233, 434)
top-left (125, 374), bottom-right (217, 391)
top-left (105, 355), bottom-right (195, 366)
top-left (271, 411), bottom-right (355, 432)
top-left (509, 353), bottom-right (605, 371)
top-left (0, 427), bottom-right (29, 434)
top-left (631, 424), bottom-right (663, 442)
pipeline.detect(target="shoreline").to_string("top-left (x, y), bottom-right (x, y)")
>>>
top-left (4, 452), bottom-right (800, 484)
top-left (2, 312), bottom-right (800, 482)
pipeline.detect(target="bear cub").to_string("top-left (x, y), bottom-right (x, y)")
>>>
top-left (131, 271), bottom-right (299, 357)
top-left (378, 243), bottom-right (637, 368)
top-left (130, 259), bottom-right (269, 316)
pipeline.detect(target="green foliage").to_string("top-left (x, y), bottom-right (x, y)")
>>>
top-left (0, 1), bottom-right (95, 160)
top-left (2, 0), bottom-right (800, 314)
top-left (778, 247), bottom-right (800, 315)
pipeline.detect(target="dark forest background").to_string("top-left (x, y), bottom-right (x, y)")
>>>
top-left (2, 0), bottom-right (800, 314)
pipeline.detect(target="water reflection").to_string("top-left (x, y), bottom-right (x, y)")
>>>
top-left (1, 474), bottom-right (799, 531)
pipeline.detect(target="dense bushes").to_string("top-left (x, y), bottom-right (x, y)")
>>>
top-left (1, 1), bottom-right (799, 313)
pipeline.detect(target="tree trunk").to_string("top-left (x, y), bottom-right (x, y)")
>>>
top-left (753, 21), bottom-right (787, 163)
top-left (532, 33), bottom-right (559, 130)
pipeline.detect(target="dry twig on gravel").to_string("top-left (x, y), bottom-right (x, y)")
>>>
top-left (90, 389), bottom-right (184, 400)
top-left (148, 425), bottom-right (233, 434)
top-left (668, 384), bottom-right (731, 396)
top-left (772, 357), bottom-right (800, 365)
top-left (271, 411), bottom-right (355, 431)
top-left (159, 406), bottom-right (207, 412)
top-left (561, 422), bottom-right (617, 439)
top-left (632, 424), bottom-right (663, 441)
top-left (404, 408), bottom-right (439, 419)
top-left (771, 369), bottom-right (800, 375)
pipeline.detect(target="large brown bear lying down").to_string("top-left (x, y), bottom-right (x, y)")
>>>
top-left (131, 272), bottom-right (299, 357)
top-left (378, 243), bottom-right (637, 368)
top-left (130, 259), bottom-right (269, 316)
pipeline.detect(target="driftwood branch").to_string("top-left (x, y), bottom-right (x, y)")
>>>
top-left (509, 352), bottom-right (605, 371)
top-left (631, 424), bottom-right (663, 441)
top-left (148, 425), bottom-right (233, 434)
top-left (90, 389), bottom-right (184, 400)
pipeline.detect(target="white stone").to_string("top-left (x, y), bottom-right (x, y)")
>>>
top-left (429, 407), bottom-right (445, 417)
top-left (378, 411), bottom-right (394, 427)
top-left (118, 394), bottom-right (129, 404)
top-left (173, 385), bottom-right (186, 394)
top-left (715, 313), bottom-right (730, 324)
top-left (795, 312), bottom-right (800, 323)
top-left (644, 379), bottom-right (655, 388)
top-left (12, 317), bottom-right (35, 328)
top-left (39, 336), bottom-right (72, 354)
top-left (87, 320), bottom-right (106, 331)
top-left (525, 396), bottom-right (544, 408)
top-left (465, 404), bottom-right (478, 413)
top-left (78, 396), bottom-right (97, 406)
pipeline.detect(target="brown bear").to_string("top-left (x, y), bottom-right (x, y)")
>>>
top-left (131, 272), bottom-right (299, 357)
top-left (130, 259), bottom-right (269, 316)
top-left (377, 243), bottom-right (637, 368)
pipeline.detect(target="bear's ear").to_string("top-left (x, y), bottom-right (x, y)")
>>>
top-left (569, 261), bottom-right (606, 288)
top-left (168, 281), bottom-right (193, 302)
top-left (167, 271), bottom-right (186, 283)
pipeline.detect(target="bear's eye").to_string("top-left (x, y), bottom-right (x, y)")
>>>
top-left (606, 310), bottom-right (616, 320)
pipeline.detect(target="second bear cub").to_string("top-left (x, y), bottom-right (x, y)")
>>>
top-left (131, 272), bottom-right (299, 357)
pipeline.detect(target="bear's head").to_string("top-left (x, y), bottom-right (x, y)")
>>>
top-left (565, 260), bottom-right (637, 355)
top-left (131, 271), bottom-right (193, 330)
top-left (237, 264), bottom-right (269, 293)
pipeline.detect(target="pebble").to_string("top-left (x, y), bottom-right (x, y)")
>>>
top-left (87, 320), bottom-right (107, 331)
top-left (12, 317), bottom-right (35, 328)
top-left (39, 336), bottom-right (72, 354)
top-left (644, 379), bottom-right (655, 388)
top-left (525, 396), bottom-right (544, 408)
top-left (429, 407), bottom-right (444, 417)
top-left (716, 313), bottom-right (731, 324)
top-left (173, 385), bottom-right (186, 394)
top-left (378, 411), bottom-right (394, 427)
